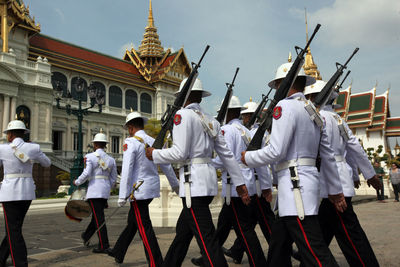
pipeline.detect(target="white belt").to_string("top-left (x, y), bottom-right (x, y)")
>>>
top-left (181, 157), bottom-right (211, 165)
top-left (275, 158), bottom-right (316, 172)
top-left (89, 175), bottom-right (109, 180)
top-left (334, 155), bottom-right (346, 163)
top-left (4, 173), bottom-right (32, 179)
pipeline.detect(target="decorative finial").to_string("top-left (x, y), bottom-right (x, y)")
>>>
top-left (130, 108), bottom-right (134, 112)
top-left (249, 97), bottom-right (253, 102)
top-left (375, 80), bottom-right (378, 88)
top-left (148, 0), bottom-right (154, 27)
top-left (100, 128), bottom-right (104, 133)
top-left (15, 114), bottom-right (18, 120)
top-left (288, 52), bottom-right (292, 63)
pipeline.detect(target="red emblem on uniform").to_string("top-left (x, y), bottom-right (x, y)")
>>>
top-left (174, 114), bottom-right (182, 125)
top-left (123, 144), bottom-right (128, 151)
top-left (221, 130), bottom-right (225, 136)
top-left (273, 106), bottom-right (282, 120)
top-left (84, 157), bottom-right (87, 163)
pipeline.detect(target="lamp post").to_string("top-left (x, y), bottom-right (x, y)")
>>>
top-left (54, 78), bottom-right (104, 194)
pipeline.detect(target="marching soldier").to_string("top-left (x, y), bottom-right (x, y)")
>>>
top-left (241, 100), bottom-right (259, 131)
top-left (145, 78), bottom-right (250, 267)
top-left (193, 96), bottom-right (269, 266)
top-left (74, 130), bottom-right (117, 254)
top-left (0, 119), bottom-right (51, 267)
top-left (304, 80), bottom-right (381, 267)
top-left (108, 111), bottom-right (179, 265)
top-left (241, 61), bottom-right (346, 266)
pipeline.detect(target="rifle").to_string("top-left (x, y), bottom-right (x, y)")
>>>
top-left (152, 45), bottom-right (210, 149)
top-left (245, 88), bottom-right (273, 129)
top-left (246, 24), bottom-right (321, 151)
top-left (216, 67), bottom-right (240, 124)
top-left (314, 48), bottom-right (359, 108)
top-left (335, 70), bottom-right (351, 92)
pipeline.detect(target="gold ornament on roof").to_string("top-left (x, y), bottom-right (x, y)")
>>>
top-left (303, 8), bottom-right (322, 80)
top-left (137, 0), bottom-right (164, 59)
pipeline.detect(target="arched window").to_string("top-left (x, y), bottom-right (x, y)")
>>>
top-left (125, 90), bottom-right (138, 111)
top-left (16, 105), bottom-right (30, 141)
top-left (140, 93), bottom-right (152, 114)
top-left (71, 77), bottom-right (88, 102)
top-left (109, 86), bottom-right (122, 108)
top-left (51, 72), bottom-right (68, 97)
top-left (92, 82), bottom-right (106, 105)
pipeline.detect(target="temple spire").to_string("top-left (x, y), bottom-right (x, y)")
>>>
top-left (148, 0), bottom-right (154, 27)
top-left (303, 8), bottom-right (322, 80)
top-left (138, 0), bottom-right (164, 61)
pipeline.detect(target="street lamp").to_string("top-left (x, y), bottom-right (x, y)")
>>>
top-left (53, 78), bottom-right (104, 194)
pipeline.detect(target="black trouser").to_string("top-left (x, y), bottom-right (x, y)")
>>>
top-left (229, 197), bottom-right (267, 267)
top-left (392, 183), bottom-right (400, 201)
top-left (163, 197), bottom-right (227, 267)
top-left (318, 198), bottom-right (379, 267)
top-left (0, 200), bottom-right (31, 267)
top-left (376, 179), bottom-right (384, 200)
top-left (113, 199), bottom-right (162, 266)
top-left (82, 198), bottom-right (109, 250)
top-left (267, 215), bottom-right (338, 267)
top-left (229, 196), bottom-right (275, 260)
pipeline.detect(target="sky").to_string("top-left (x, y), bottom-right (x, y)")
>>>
top-left (26, 0), bottom-right (400, 143)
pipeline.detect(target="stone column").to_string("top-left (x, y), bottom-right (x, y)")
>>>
top-left (66, 119), bottom-right (72, 151)
top-left (31, 101), bottom-right (39, 141)
top-left (9, 96), bottom-right (16, 122)
top-left (2, 95), bottom-right (10, 138)
top-left (0, 95), bottom-right (3, 133)
top-left (45, 105), bottom-right (51, 142)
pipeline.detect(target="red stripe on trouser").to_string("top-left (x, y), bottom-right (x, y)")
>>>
top-left (133, 201), bottom-right (155, 267)
top-left (296, 217), bottom-right (322, 267)
top-left (256, 197), bottom-right (271, 234)
top-left (89, 200), bottom-right (104, 249)
top-left (335, 210), bottom-right (366, 267)
top-left (190, 208), bottom-right (214, 267)
top-left (231, 202), bottom-right (256, 267)
top-left (2, 205), bottom-right (16, 267)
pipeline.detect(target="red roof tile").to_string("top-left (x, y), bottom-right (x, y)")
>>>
top-left (29, 34), bottom-right (140, 75)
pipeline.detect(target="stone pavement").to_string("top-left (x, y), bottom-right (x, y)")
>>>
top-left (0, 195), bottom-right (398, 266)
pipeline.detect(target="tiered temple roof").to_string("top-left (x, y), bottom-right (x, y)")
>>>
top-left (123, 0), bottom-right (191, 83)
top-left (334, 86), bottom-right (400, 136)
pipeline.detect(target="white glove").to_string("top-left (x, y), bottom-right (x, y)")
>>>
top-left (118, 198), bottom-right (127, 207)
top-left (172, 186), bottom-right (179, 195)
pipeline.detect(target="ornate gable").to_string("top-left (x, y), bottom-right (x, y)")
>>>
top-left (346, 87), bottom-right (376, 128)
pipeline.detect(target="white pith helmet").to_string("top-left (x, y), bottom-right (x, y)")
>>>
top-left (268, 62), bottom-right (316, 89)
top-left (174, 78), bottom-right (211, 98)
top-left (241, 101), bottom-right (258, 114)
top-left (304, 80), bottom-right (327, 96)
top-left (124, 110), bottom-right (148, 129)
top-left (3, 120), bottom-right (29, 134)
top-left (92, 129), bottom-right (108, 143)
top-left (218, 95), bottom-right (246, 112)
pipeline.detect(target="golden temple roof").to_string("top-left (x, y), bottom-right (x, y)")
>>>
top-left (137, 0), bottom-right (164, 59)
top-left (303, 9), bottom-right (321, 80)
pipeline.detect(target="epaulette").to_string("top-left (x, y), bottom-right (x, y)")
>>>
top-left (133, 136), bottom-right (144, 143)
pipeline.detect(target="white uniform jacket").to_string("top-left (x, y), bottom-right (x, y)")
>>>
top-left (126, 130), bottom-right (179, 200)
top-left (75, 148), bottom-right (117, 199)
top-left (244, 92), bottom-right (342, 217)
top-left (250, 124), bottom-right (273, 191)
top-left (153, 103), bottom-right (245, 198)
top-left (0, 137), bottom-right (51, 202)
top-left (319, 106), bottom-right (375, 198)
top-left (213, 119), bottom-right (256, 197)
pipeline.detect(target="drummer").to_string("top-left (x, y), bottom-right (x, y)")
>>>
top-left (74, 130), bottom-right (117, 254)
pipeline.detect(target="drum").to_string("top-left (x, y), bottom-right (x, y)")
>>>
top-left (65, 188), bottom-right (92, 222)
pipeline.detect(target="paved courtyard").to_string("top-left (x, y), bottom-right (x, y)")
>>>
top-left (0, 197), bottom-right (398, 266)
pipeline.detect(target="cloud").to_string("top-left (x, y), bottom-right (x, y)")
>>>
top-left (54, 8), bottom-right (65, 23)
top-left (305, 0), bottom-right (400, 48)
top-left (117, 42), bottom-right (135, 58)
